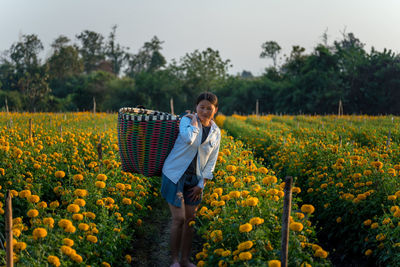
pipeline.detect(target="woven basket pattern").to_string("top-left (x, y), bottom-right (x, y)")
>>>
top-left (118, 107), bottom-right (180, 177)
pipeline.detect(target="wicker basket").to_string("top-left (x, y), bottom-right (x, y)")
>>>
top-left (118, 107), bottom-right (180, 177)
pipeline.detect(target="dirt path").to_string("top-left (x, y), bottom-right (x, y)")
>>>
top-left (130, 199), bottom-right (172, 266)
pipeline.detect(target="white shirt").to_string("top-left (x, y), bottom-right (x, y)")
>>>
top-left (162, 115), bottom-right (221, 188)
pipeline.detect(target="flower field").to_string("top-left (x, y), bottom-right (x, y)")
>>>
top-left (0, 112), bottom-right (157, 266)
top-left (221, 114), bottom-right (400, 266)
top-left (0, 112), bottom-right (332, 266)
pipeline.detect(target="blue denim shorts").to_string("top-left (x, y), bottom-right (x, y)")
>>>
top-left (161, 172), bottom-right (202, 207)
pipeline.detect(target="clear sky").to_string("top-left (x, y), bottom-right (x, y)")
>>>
top-left (1, 0), bottom-right (400, 75)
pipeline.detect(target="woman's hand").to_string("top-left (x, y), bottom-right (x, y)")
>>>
top-left (187, 186), bottom-right (202, 202)
top-left (184, 113), bottom-right (198, 127)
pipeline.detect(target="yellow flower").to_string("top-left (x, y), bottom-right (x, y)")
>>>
top-left (78, 223), bottom-right (90, 231)
top-left (74, 198), bottom-right (86, 207)
top-left (95, 181), bottom-right (106, 189)
top-left (210, 230), bottom-right (223, 242)
top-left (226, 165), bottom-right (237, 172)
top-left (61, 245), bottom-right (74, 256)
top-left (19, 190), bottom-right (31, 198)
top-left (238, 252), bottom-right (252, 260)
top-left (388, 195), bottom-right (397, 201)
top-left (197, 260), bottom-right (205, 267)
top-left (58, 219), bottom-right (73, 228)
top-left (55, 171), bottom-right (65, 178)
top-left (229, 191), bottom-right (241, 199)
top-left (239, 223), bottom-right (252, 233)
top-left (122, 198), bottom-right (132, 205)
top-left (268, 260), bottom-right (281, 267)
top-left (74, 189), bottom-right (88, 197)
top-left (32, 227), bottom-right (47, 240)
top-left (97, 174), bottom-right (107, 181)
top-left (14, 242), bottom-right (27, 251)
top-left (27, 209), bottom-right (39, 218)
top-left (71, 253), bottom-right (83, 263)
top-left (314, 249), bottom-right (328, 258)
top-left (188, 221), bottom-right (196, 227)
top-left (43, 217), bottom-right (55, 227)
top-left (87, 235), bottom-right (98, 243)
top-left (63, 238), bottom-right (74, 247)
top-left (301, 204), bottom-right (315, 214)
top-left (73, 174), bottom-right (84, 182)
top-left (47, 256), bottom-right (60, 267)
top-left (225, 176), bottom-right (236, 183)
top-left (238, 241), bottom-right (253, 251)
top-left (72, 214), bottom-right (84, 221)
top-left (249, 217), bottom-right (264, 225)
top-left (125, 254), bottom-right (132, 263)
top-left (246, 197), bottom-right (259, 207)
top-left (67, 204), bottom-right (80, 213)
top-left (365, 249), bottom-right (373, 256)
top-left (50, 200), bottom-right (60, 208)
top-left (289, 222), bottom-right (304, 232)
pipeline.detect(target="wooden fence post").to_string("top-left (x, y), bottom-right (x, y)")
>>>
top-left (5, 97), bottom-right (9, 114)
top-left (93, 97), bottom-right (96, 114)
top-left (170, 98), bottom-right (174, 115)
top-left (5, 190), bottom-right (14, 267)
top-left (29, 118), bottom-right (33, 140)
top-left (256, 99), bottom-right (259, 116)
top-left (281, 176), bottom-right (293, 267)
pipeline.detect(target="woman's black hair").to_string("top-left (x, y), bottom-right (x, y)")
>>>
top-left (196, 92), bottom-right (218, 108)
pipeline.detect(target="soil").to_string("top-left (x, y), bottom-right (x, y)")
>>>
top-left (130, 198), bottom-right (203, 267)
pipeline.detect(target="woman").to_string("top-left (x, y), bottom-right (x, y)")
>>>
top-left (161, 92), bottom-right (221, 267)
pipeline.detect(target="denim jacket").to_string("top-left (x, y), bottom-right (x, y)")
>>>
top-left (162, 115), bottom-right (221, 189)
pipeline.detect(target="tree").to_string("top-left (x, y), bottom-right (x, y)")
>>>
top-left (177, 48), bottom-right (231, 98)
top-left (8, 34), bottom-right (50, 111)
top-left (47, 35), bottom-right (83, 80)
top-left (260, 41), bottom-right (281, 68)
top-left (76, 30), bottom-right (105, 73)
top-left (105, 25), bottom-right (128, 76)
top-left (125, 36), bottom-right (166, 77)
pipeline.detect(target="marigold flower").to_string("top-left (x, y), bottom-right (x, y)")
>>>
top-left (210, 230), bottom-right (223, 242)
top-left (95, 181), bottom-right (106, 188)
top-left (365, 249), bottom-right (373, 256)
top-left (268, 260), bottom-right (281, 267)
top-left (43, 217), bottom-right (54, 227)
top-left (246, 197), bottom-right (259, 207)
top-left (27, 209), bottom-right (39, 218)
top-left (239, 223), bottom-right (252, 233)
top-left (87, 235), bottom-right (98, 243)
top-left (74, 189), bottom-right (88, 197)
top-left (63, 238), bottom-right (74, 247)
top-left (73, 174), bottom-right (84, 182)
top-left (49, 200), bottom-right (60, 208)
top-left (47, 255), bottom-right (60, 267)
top-left (58, 219), bottom-right (73, 228)
top-left (55, 171), bottom-right (65, 178)
top-left (67, 204), bottom-right (80, 213)
top-left (19, 190), bottom-right (31, 198)
top-left (71, 253), bottom-right (83, 263)
top-left (78, 223), bottom-right (90, 231)
top-left (289, 222), bottom-right (304, 232)
top-left (74, 198), bottom-right (86, 207)
top-left (249, 217), bottom-right (264, 225)
top-left (301, 204), bottom-right (315, 214)
top-left (32, 227), bottom-right (47, 240)
top-left (97, 174), bottom-right (107, 181)
top-left (314, 249), bottom-right (328, 258)
top-left (122, 198), bottom-right (132, 205)
top-left (14, 242), bottom-right (27, 251)
top-left (238, 241), bottom-right (253, 251)
top-left (239, 251), bottom-right (252, 260)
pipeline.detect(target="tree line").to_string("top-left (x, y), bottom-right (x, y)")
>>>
top-left (1, 26), bottom-right (399, 115)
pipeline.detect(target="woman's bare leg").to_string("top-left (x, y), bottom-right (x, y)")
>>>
top-left (169, 201), bottom-right (185, 265)
top-left (180, 204), bottom-right (198, 266)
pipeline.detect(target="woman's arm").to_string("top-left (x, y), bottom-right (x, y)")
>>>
top-left (179, 116), bottom-right (200, 145)
top-left (197, 131), bottom-right (221, 189)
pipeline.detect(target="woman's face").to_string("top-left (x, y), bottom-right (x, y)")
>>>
top-left (196, 99), bottom-right (218, 123)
